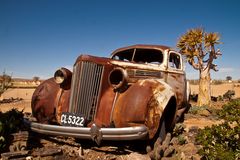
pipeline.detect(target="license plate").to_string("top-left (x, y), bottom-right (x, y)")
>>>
top-left (60, 112), bottom-right (85, 127)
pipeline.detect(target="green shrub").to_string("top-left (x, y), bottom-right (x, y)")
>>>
top-left (196, 99), bottom-right (240, 160)
top-left (0, 109), bottom-right (24, 153)
top-left (188, 106), bottom-right (209, 115)
top-left (172, 123), bottom-right (185, 136)
top-left (217, 99), bottom-right (240, 123)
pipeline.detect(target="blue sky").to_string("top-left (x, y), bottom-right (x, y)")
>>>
top-left (0, 0), bottom-right (240, 80)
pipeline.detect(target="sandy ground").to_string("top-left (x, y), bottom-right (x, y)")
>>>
top-left (191, 83), bottom-right (240, 97)
top-left (184, 115), bottom-right (224, 131)
top-left (0, 88), bottom-right (34, 113)
top-left (0, 100), bottom-right (32, 113)
top-left (0, 88), bottom-right (35, 101)
top-left (0, 88), bottom-right (33, 113)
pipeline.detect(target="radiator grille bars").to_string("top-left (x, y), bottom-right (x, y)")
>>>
top-left (69, 61), bottom-right (104, 121)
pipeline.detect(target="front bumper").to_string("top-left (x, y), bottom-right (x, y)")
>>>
top-left (24, 119), bottom-right (148, 144)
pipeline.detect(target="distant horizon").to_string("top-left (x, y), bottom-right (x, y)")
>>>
top-left (1, 68), bottom-right (239, 81)
top-left (3, 76), bottom-right (239, 81)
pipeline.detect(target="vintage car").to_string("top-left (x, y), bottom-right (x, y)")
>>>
top-left (26, 44), bottom-right (190, 145)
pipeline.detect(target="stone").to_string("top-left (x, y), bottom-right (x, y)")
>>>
top-left (1, 150), bottom-right (29, 160)
top-left (198, 109), bottom-right (211, 116)
top-left (126, 152), bottom-right (151, 160)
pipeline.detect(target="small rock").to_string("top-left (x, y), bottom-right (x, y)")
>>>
top-left (192, 154), bottom-right (202, 160)
top-left (26, 156), bottom-right (33, 160)
top-left (229, 121), bottom-right (238, 129)
top-left (161, 158), bottom-right (172, 160)
top-left (188, 126), bottom-right (199, 134)
top-left (78, 146), bottom-right (84, 159)
top-left (146, 145), bottom-right (152, 153)
top-left (105, 154), bottom-right (117, 160)
top-left (125, 152), bottom-right (151, 160)
top-left (1, 150), bottom-right (29, 160)
top-left (180, 152), bottom-right (186, 159)
top-left (180, 143), bottom-right (198, 158)
top-left (32, 147), bottom-right (62, 157)
top-left (198, 109), bottom-right (211, 116)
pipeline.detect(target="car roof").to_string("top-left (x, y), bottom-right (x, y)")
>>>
top-left (111, 44), bottom-right (175, 56)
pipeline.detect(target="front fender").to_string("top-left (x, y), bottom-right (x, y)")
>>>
top-left (112, 79), bottom-right (175, 139)
top-left (31, 78), bottom-right (70, 124)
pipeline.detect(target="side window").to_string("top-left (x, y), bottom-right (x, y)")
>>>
top-left (169, 53), bottom-right (181, 69)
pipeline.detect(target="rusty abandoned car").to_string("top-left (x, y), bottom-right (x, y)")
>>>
top-left (25, 44), bottom-right (190, 145)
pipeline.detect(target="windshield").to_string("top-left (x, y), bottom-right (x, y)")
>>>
top-left (112, 48), bottom-right (163, 65)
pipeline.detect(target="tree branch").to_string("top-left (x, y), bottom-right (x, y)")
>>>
top-left (203, 58), bottom-right (209, 63)
top-left (206, 45), bottom-right (216, 72)
top-left (213, 49), bottom-right (222, 59)
top-left (210, 64), bottom-right (218, 71)
top-left (189, 59), bottom-right (200, 70)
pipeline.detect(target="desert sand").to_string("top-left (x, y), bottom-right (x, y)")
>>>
top-left (191, 83), bottom-right (240, 97)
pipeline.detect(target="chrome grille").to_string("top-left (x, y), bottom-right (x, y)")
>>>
top-left (69, 61), bottom-right (104, 120)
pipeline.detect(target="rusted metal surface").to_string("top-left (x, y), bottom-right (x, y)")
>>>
top-left (31, 78), bottom-right (71, 124)
top-left (55, 89), bottom-right (71, 123)
top-left (112, 79), bottom-right (175, 138)
top-left (30, 44), bottom-right (190, 142)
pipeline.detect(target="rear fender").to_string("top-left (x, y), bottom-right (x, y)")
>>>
top-left (112, 79), bottom-right (176, 139)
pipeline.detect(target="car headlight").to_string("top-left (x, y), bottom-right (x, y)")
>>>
top-left (54, 68), bottom-right (72, 85)
top-left (108, 68), bottom-right (128, 92)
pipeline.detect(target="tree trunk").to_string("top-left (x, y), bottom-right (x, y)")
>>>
top-left (198, 69), bottom-right (211, 106)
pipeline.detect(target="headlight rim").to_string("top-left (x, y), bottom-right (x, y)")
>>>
top-left (108, 67), bottom-right (128, 91)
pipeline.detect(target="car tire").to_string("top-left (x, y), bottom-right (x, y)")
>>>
top-left (159, 118), bottom-right (167, 143)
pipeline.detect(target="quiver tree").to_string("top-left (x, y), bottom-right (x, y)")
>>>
top-left (177, 28), bottom-right (222, 106)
